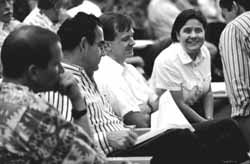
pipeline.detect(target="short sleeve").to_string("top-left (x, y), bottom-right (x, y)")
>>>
top-left (151, 54), bottom-right (183, 91)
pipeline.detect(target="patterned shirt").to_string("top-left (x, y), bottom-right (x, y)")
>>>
top-left (46, 63), bottom-right (127, 155)
top-left (219, 11), bottom-right (250, 117)
top-left (0, 82), bottom-right (104, 164)
top-left (23, 7), bottom-right (58, 33)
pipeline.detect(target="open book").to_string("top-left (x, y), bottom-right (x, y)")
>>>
top-left (138, 91), bottom-right (194, 145)
top-left (135, 123), bottom-right (194, 145)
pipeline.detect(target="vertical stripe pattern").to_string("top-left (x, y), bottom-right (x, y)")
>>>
top-left (45, 63), bottom-right (127, 155)
top-left (219, 11), bottom-right (250, 117)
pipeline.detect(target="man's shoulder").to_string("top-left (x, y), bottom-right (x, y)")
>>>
top-left (228, 11), bottom-right (250, 29)
top-left (0, 82), bottom-right (50, 113)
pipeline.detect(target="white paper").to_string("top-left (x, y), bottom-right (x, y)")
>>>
top-left (137, 91), bottom-right (194, 145)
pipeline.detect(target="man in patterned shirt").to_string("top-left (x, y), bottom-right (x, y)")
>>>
top-left (0, 25), bottom-right (105, 163)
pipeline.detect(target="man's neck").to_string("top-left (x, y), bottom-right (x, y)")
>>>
top-left (63, 51), bottom-right (94, 81)
top-left (2, 76), bottom-right (34, 92)
top-left (109, 55), bottom-right (125, 66)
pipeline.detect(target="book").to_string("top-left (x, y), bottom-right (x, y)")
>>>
top-left (135, 123), bottom-right (195, 145)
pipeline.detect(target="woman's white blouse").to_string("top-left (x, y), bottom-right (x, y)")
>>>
top-left (150, 43), bottom-right (211, 105)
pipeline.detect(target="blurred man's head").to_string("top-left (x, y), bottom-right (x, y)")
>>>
top-left (38, 0), bottom-right (65, 23)
top-left (1, 25), bottom-right (64, 92)
top-left (219, 0), bottom-right (250, 22)
top-left (99, 12), bottom-right (135, 65)
top-left (58, 12), bottom-right (104, 77)
top-left (0, 0), bottom-right (14, 23)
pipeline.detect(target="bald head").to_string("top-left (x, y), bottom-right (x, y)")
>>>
top-left (1, 25), bottom-right (60, 78)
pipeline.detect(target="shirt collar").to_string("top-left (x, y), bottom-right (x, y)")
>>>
top-left (99, 56), bottom-right (125, 75)
top-left (177, 43), bottom-right (205, 65)
top-left (62, 62), bottom-right (89, 79)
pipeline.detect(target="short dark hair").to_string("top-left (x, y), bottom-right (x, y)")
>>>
top-left (38, 0), bottom-right (61, 10)
top-left (1, 25), bottom-right (60, 78)
top-left (57, 12), bottom-right (102, 51)
top-left (99, 12), bottom-right (133, 41)
top-left (171, 9), bottom-right (207, 42)
top-left (219, 0), bottom-right (250, 11)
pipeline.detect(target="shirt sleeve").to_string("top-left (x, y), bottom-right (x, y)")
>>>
top-left (94, 72), bottom-right (141, 118)
top-left (151, 54), bottom-right (183, 91)
top-left (219, 23), bottom-right (250, 115)
top-left (43, 91), bottom-right (73, 122)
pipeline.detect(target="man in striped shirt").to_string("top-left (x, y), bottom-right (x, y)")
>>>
top-left (48, 12), bottom-right (138, 155)
top-left (219, 0), bottom-right (250, 117)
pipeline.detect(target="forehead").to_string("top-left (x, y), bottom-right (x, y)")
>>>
top-left (94, 25), bottom-right (104, 41)
top-left (182, 19), bottom-right (203, 28)
top-left (115, 28), bottom-right (134, 39)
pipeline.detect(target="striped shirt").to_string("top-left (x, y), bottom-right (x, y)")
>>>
top-left (45, 63), bottom-right (127, 155)
top-left (219, 11), bottom-right (250, 117)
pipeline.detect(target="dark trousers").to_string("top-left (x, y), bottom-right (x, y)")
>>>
top-left (108, 119), bottom-right (249, 164)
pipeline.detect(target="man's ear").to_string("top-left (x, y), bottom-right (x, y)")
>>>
top-left (79, 36), bottom-right (87, 53)
top-left (232, 1), bottom-right (240, 14)
top-left (27, 64), bottom-right (39, 82)
top-left (105, 41), bottom-right (112, 52)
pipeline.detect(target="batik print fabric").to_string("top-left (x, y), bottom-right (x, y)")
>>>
top-left (0, 82), bottom-right (105, 164)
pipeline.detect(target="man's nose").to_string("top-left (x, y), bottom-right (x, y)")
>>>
top-left (190, 31), bottom-right (197, 38)
top-left (130, 38), bottom-right (135, 47)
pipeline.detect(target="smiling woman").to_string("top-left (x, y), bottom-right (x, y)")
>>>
top-left (150, 9), bottom-right (214, 123)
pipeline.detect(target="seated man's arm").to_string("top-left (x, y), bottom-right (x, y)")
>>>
top-left (95, 77), bottom-right (150, 128)
top-left (44, 71), bottom-right (93, 137)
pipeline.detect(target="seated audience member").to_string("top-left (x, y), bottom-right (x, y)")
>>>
top-left (150, 9), bottom-right (214, 123)
top-left (0, 25), bottom-right (105, 163)
top-left (94, 13), bottom-right (160, 128)
top-left (46, 12), bottom-right (250, 164)
top-left (0, 0), bottom-right (21, 76)
top-left (23, 0), bottom-right (68, 32)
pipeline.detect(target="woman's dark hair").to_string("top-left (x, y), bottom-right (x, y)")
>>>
top-left (171, 9), bottom-right (207, 42)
